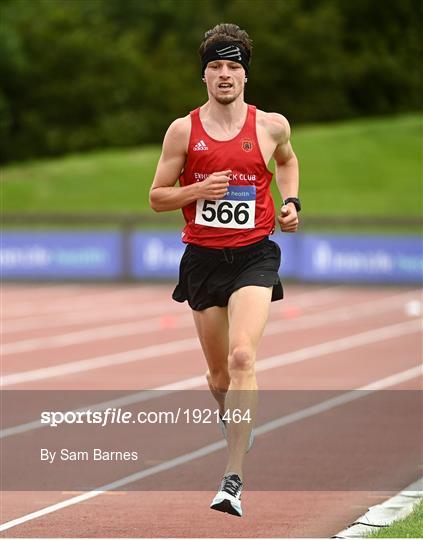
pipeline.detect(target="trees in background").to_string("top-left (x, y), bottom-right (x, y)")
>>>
top-left (1, 0), bottom-right (421, 162)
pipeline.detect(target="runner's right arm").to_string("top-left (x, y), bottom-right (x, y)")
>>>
top-left (149, 118), bottom-right (230, 212)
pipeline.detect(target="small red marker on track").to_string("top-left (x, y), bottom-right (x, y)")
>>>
top-left (281, 305), bottom-right (302, 319)
top-left (159, 315), bottom-right (177, 328)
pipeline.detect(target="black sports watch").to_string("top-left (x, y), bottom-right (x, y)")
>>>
top-left (284, 197), bottom-right (301, 212)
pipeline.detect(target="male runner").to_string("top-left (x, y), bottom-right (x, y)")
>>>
top-left (149, 23), bottom-right (300, 517)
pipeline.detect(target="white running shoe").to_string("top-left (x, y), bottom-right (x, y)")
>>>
top-left (219, 414), bottom-right (255, 453)
top-left (210, 473), bottom-right (243, 517)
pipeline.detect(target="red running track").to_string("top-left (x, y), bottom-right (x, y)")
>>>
top-left (1, 283), bottom-right (422, 537)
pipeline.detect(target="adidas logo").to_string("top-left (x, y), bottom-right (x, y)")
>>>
top-left (193, 140), bottom-right (208, 151)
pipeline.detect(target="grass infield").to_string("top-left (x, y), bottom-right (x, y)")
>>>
top-left (2, 114), bottom-right (422, 221)
top-left (366, 498), bottom-right (423, 538)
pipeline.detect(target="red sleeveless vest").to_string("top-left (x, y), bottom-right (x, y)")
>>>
top-left (179, 104), bottom-right (275, 248)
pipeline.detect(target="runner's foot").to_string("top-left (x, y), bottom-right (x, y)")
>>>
top-left (210, 473), bottom-right (243, 517)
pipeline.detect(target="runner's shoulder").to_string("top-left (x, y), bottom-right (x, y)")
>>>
top-left (166, 115), bottom-right (191, 139)
top-left (164, 115), bottom-right (191, 151)
top-left (256, 109), bottom-right (291, 144)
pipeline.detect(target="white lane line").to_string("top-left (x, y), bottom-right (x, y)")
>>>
top-left (1, 299), bottom-right (184, 335)
top-left (1, 285), bottom-right (342, 334)
top-left (1, 284), bottom-right (82, 294)
top-left (274, 285), bottom-right (345, 307)
top-left (0, 336), bottom-right (199, 387)
top-left (255, 365), bottom-right (422, 437)
top-left (0, 321), bottom-right (418, 439)
top-left (265, 290), bottom-right (421, 334)
top-left (1, 284), bottom-right (83, 299)
top-left (2, 290), bottom-right (127, 318)
top-left (0, 364), bottom-right (420, 533)
top-left (2, 287), bottom-right (166, 319)
top-left (2, 289), bottom-right (418, 355)
top-left (5, 283), bottom-right (334, 322)
top-left (0, 287), bottom-right (82, 313)
top-left (258, 319), bottom-right (421, 372)
top-left (0, 314), bottom-right (419, 397)
top-left (2, 311), bottom-right (193, 354)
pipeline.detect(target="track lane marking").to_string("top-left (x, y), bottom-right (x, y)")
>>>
top-left (1, 318), bottom-right (421, 435)
top-left (2, 312), bottom-right (194, 354)
top-left (2, 290), bottom-right (419, 356)
top-left (1, 316), bottom-right (420, 387)
top-left (1, 364), bottom-right (421, 532)
top-left (2, 284), bottom-right (336, 322)
top-left (2, 287), bottom-right (167, 319)
top-left (1, 299), bottom-right (184, 335)
top-left (1, 289), bottom-right (421, 384)
top-left (1, 285), bottom-right (343, 334)
top-left (0, 337), bottom-right (200, 387)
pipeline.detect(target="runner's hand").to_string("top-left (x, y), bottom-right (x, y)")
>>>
top-left (197, 170), bottom-right (231, 200)
top-left (278, 204), bottom-right (299, 232)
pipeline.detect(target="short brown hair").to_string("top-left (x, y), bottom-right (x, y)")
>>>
top-left (199, 23), bottom-right (253, 57)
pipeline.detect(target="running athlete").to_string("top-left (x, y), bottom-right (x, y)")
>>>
top-left (149, 23), bottom-right (300, 517)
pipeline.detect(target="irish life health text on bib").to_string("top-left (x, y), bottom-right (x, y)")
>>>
top-left (195, 185), bottom-right (256, 229)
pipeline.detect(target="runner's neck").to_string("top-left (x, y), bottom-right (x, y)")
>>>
top-left (200, 100), bottom-right (248, 138)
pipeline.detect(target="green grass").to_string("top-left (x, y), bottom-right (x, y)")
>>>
top-left (2, 114), bottom-right (422, 218)
top-left (1, 145), bottom-right (160, 214)
top-left (292, 114), bottom-right (422, 218)
top-left (366, 498), bottom-right (423, 538)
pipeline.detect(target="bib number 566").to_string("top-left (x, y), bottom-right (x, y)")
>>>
top-left (201, 200), bottom-right (250, 225)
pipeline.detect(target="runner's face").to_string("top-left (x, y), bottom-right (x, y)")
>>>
top-left (204, 60), bottom-right (245, 104)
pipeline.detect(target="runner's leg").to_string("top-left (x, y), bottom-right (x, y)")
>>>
top-left (192, 306), bottom-right (230, 415)
top-left (224, 285), bottom-right (272, 478)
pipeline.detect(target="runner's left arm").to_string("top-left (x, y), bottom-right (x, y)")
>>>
top-left (271, 114), bottom-right (300, 233)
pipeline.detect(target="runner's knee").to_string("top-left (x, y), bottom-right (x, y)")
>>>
top-left (228, 346), bottom-right (255, 376)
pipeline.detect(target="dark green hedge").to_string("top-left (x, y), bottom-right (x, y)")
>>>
top-left (1, 0), bottom-right (421, 162)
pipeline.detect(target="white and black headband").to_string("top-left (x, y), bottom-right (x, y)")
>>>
top-left (201, 41), bottom-right (250, 77)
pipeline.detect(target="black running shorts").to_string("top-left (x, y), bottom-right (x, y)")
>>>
top-left (172, 237), bottom-right (283, 311)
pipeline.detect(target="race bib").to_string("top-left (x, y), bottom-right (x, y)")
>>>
top-left (195, 185), bottom-right (256, 229)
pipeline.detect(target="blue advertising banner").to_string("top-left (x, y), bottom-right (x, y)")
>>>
top-left (1, 232), bottom-right (122, 279)
top-left (130, 232), bottom-right (297, 279)
top-left (271, 233), bottom-right (297, 278)
top-left (299, 234), bottom-right (423, 283)
top-left (131, 232), bottom-right (186, 279)
top-left (2, 231), bottom-right (422, 283)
